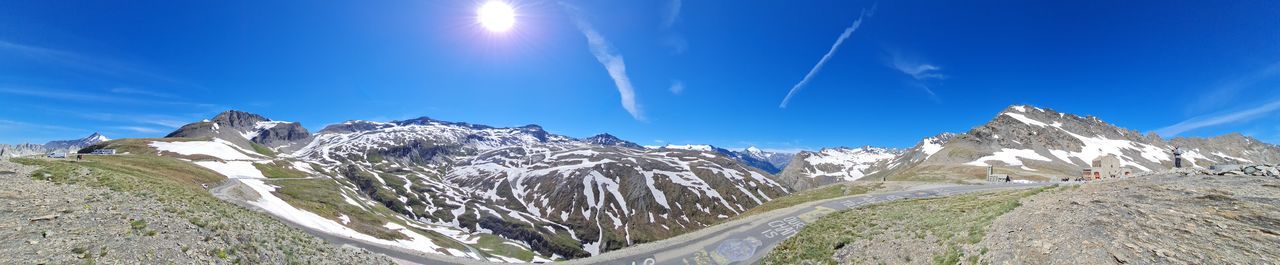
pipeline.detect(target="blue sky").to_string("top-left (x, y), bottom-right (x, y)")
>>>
top-left (2, 1), bottom-right (1279, 151)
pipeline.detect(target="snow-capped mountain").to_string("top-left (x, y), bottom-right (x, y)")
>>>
top-left (868, 105), bottom-right (1280, 181)
top-left (44, 132), bottom-right (110, 151)
top-left (740, 146), bottom-right (795, 170)
top-left (776, 146), bottom-right (902, 190)
top-left (1, 133), bottom-right (112, 157)
top-left (581, 133), bottom-right (643, 149)
top-left (166, 110), bottom-right (311, 151)
top-left (776, 105), bottom-right (1280, 183)
top-left (723, 147), bottom-right (794, 174)
top-left (163, 111), bottom-right (792, 260)
top-left (651, 144), bottom-right (794, 174)
top-left (447, 145), bottom-right (787, 257)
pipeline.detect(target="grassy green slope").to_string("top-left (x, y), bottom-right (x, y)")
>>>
top-left (763, 185), bottom-right (1056, 265)
top-left (98, 138), bottom-right (548, 261)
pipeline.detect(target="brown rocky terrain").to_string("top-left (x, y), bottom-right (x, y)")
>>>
top-left (979, 174), bottom-right (1280, 264)
top-left (0, 158), bottom-right (393, 264)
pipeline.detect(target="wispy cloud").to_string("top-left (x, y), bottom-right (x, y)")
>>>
top-left (779, 5), bottom-right (876, 108)
top-left (1189, 62), bottom-right (1280, 115)
top-left (1156, 99), bottom-right (1280, 137)
top-left (110, 87), bottom-right (175, 98)
top-left (76, 112), bottom-right (191, 128)
top-left (561, 3), bottom-right (645, 121)
top-left (0, 86), bottom-right (117, 102)
top-left (662, 0), bottom-right (682, 29)
top-left (110, 126), bottom-right (166, 134)
top-left (0, 119), bottom-right (84, 132)
top-left (0, 40), bottom-right (196, 88)
top-left (657, 0), bottom-right (687, 54)
top-left (888, 51), bottom-right (945, 101)
top-left (0, 86), bottom-right (215, 108)
top-left (891, 57), bottom-right (945, 81)
top-left (669, 80), bottom-right (685, 95)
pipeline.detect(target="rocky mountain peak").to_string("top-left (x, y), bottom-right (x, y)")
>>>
top-left (212, 110), bottom-right (270, 128)
top-left (84, 132), bottom-right (110, 142)
top-left (43, 132), bottom-right (112, 151)
top-left (318, 120), bottom-right (392, 134)
top-left (518, 124), bottom-right (544, 131)
top-left (393, 117), bottom-right (497, 131)
top-left (821, 146), bottom-right (899, 155)
top-left (583, 133), bottom-right (642, 149)
top-left (167, 110), bottom-right (310, 151)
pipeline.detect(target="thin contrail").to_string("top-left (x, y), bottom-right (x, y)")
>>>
top-left (779, 7), bottom-right (875, 108)
top-left (560, 2), bottom-right (645, 121)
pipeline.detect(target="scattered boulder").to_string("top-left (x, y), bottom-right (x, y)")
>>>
top-left (1212, 164), bottom-right (1280, 178)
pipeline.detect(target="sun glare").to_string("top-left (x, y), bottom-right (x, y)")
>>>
top-left (477, 1), bottom-right (515, 33)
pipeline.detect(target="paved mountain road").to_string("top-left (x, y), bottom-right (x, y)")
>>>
top-left (212, 178), bottom-right (1051, 265)
top-left (567, 182), bottom-right (1052, 265)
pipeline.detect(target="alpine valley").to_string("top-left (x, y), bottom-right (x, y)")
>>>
top-left (67, 105), bottom-right (1280, 262)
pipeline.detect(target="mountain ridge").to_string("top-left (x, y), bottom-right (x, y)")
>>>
top-left (1, 132), bottom-right (111, 157)
top-left (153, 110), bottom-right (794, 260)
top-left (864, 105), bottom-right (1280, 181)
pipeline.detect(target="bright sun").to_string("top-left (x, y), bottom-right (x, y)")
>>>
top-left (477, 1), bottom-right (515, 32)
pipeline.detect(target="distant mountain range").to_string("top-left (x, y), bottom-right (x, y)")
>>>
top-left (650, 144), bottom-right (794, 174)
top-left (782, 105), bottom-right (1280, 186)
top-left (880, 105), bottom-right (1280, 181)
top-left (50, 104), bottom-right (1280, 262)
top-left (0, 132), bottom-right (110, 157)
top-left (138, 112), bottom-right (790, 259)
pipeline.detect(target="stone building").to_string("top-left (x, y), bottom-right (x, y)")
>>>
top-left (1081, 155), bottom-right (1132, 180)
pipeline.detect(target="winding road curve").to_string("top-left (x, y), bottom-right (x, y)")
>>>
top-left (213, 179), bottom-right (1051, 265)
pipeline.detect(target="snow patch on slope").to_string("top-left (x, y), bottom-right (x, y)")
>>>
top-left (150, 139), bottom-right (257, 161)
top-left (802, 147), bottom-right (899, 181)
top-left (965, 148), bottom-right (1052, 167)
top-left (1003, 112), bottom-right (1049, 127)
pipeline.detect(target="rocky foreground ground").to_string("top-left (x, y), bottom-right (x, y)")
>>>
top-left (979, 173), bottom-right (1280, 264)
top-left (0, 158), bottom-right (393, 264)
top-left (764, 172), bottom-right (1280, 265)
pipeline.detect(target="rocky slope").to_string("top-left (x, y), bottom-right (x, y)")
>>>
top-left (722, 146), bottom-right (794, 174)
top-left (783, 105), bottom-right (1280, 183)
top-left (0, 157), bottom-right (392, 264)
top-left (582, 133), bottom-right (643, 149)
top-left (742, 147), bottom-right (795, 171)
top-left (142, 111), bottom-right (795, 261)
top-left (166, 110), bottom-right (311, 152)
top-left (978, 174), bottom-right (1280, 264)
top-left (0, 143), bottom-right (47, 158)
top-left (909, 105), bottom-right (1280, 181)
top-left (777, 146), bottom-right (904, 190)
top-left (289, 116), bottom-right (790, 259)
